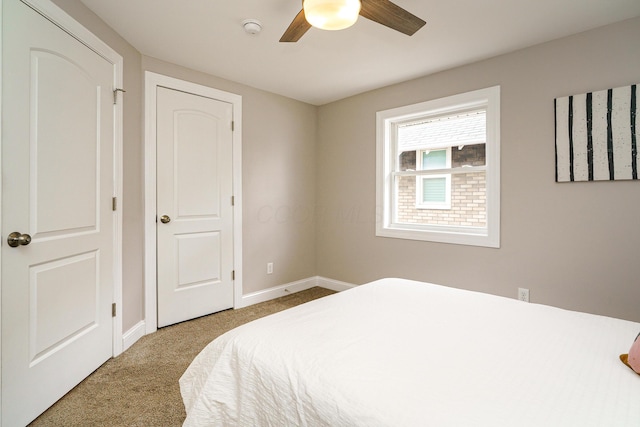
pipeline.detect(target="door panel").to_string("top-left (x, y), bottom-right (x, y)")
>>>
top-left (30, 251), bottom-right (99, 363)
top-left (175, 111), bottom-right (221, 217)
top-left (157, 87), bottom-right (234, 328)
top-left (177, 232), bottom-right (221, 288)
top-left (1, 1), bottom-right (115, 425)
top-left (32, 50), bottom-right (99, 235)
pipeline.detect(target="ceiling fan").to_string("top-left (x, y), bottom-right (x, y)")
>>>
top-left (280, 0), bottom-right (426, 42)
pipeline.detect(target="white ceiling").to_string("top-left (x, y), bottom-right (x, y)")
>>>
top-left (80, 0), bottom-right (640, 105)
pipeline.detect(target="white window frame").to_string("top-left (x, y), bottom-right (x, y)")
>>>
top-left (416, 148), bottom-right (452, 210)
top-left (376, 86), bottom-right (500, 248)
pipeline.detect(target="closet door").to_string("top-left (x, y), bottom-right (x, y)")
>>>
top-left (156, 87), bottom-right (234, 328)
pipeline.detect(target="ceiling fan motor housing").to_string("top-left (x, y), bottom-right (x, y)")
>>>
top-left (303, 0), bottom-right (362, 31)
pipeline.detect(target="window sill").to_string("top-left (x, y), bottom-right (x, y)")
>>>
top-left (376, 224), bottom-right (499, 248)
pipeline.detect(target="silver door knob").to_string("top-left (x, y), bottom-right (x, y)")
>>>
top-left (160, 215), bottom-right (171, 224)
top-left (7, 232), bottom-right (32, 247)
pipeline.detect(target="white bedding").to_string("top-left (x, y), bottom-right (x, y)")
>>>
top-left (180, 278), bottom-right (640, 426)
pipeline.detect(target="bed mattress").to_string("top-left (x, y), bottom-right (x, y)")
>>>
top-left (180, 278), bottom-right (640, 426)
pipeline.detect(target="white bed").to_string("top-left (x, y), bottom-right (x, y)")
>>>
top-left (180, 278), bottom-right (640, 426)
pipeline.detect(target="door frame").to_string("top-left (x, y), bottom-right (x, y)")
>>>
top-left (143, 72), bottom-right (243, 334)
top-left (0, 0), bottom-right (124, 421)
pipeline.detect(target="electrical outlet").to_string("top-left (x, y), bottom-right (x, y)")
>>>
top-left (518, 288), bottom-right (530, 302)
top-left (267, 262), bottom-right (273, 275)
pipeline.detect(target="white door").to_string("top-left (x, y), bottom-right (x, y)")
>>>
top-left (156, 87), bottom-right (234, 328)
top-left (1, 1), bottom-right (116, 425)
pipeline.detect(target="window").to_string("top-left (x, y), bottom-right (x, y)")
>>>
top-left (376, 86), bottom-right (500, 248)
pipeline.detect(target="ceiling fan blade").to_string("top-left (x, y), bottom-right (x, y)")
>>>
top-left (280, 9), bottom-right (312, 42)
top-left (359, 0), bottom-right (426, 36)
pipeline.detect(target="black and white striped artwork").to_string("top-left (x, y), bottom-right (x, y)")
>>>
top-left (555, 84), bottom-right (638, 182)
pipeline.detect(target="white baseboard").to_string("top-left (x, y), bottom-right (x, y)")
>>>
top-left (239, 277), bottom-right (318, 308)
top-left (122, 320), bottom-right (146, 352)
top-left (316, 276), bottom-right (357, 292)
top-left (238, 276), bottom-right (356, 308)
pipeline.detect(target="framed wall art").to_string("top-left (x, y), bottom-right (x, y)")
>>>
top-left (555, 84), bottom-right (638, 182)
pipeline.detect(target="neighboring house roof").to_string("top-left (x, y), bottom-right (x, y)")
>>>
top-left (398, 110), bottom-right (486, 152)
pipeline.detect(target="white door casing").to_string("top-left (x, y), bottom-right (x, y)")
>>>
top-left (156, 87), bottom-right (234, 327)
top-left (0, 0), bottom-right (123, 425)
top-left (144, 72), bottom-right (243, 333)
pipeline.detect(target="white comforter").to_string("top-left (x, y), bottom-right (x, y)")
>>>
top-left (180, 278), bottom-right (640, 426)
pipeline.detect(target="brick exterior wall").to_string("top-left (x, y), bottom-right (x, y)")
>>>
top-left (397, 145), bottom-right (486, 227)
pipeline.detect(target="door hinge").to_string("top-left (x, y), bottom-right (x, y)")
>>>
top-left (112, 197), bottom-right (117, 211)
top-left (112, 303), bottom-right (116, 317)
top-left (113, 88), bottom-right (126, 105)
top-left (231, 196), bottom-right (235, 206)
top-left (231, 121), bottom-right (234, 131)
top-left (232, 270), bottom-right (235, 280)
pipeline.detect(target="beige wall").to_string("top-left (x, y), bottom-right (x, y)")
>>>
top-left (316, 17), bottom-right (640, 322)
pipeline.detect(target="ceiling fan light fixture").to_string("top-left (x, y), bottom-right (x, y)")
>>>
top-left (303, 0), bottom-right (361, 31)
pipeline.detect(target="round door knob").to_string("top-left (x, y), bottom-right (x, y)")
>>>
top-left (8, 232), bottom-right (32, 247)
top-left (160, 215), bottom-right (171, 224)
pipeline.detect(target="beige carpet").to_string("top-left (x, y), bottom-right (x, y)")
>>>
top-left (29, 287), bottom-right (336, 427)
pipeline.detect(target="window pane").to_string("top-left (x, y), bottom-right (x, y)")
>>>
top-left (399, 150), bottom-right (416, 171)
top-left (398, 110), bottom-right (486, 152)
top-left (452, 144), bottom-right (486, 167)
top-left (422, 177), bottom-right (446, 202)
top-left (396, 171), bottom-right (486, 227)
top-left (422, 150), bottom-right (447, 170)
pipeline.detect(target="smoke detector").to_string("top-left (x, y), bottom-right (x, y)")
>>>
top-left (242, 19), bottom-right (262, 35)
